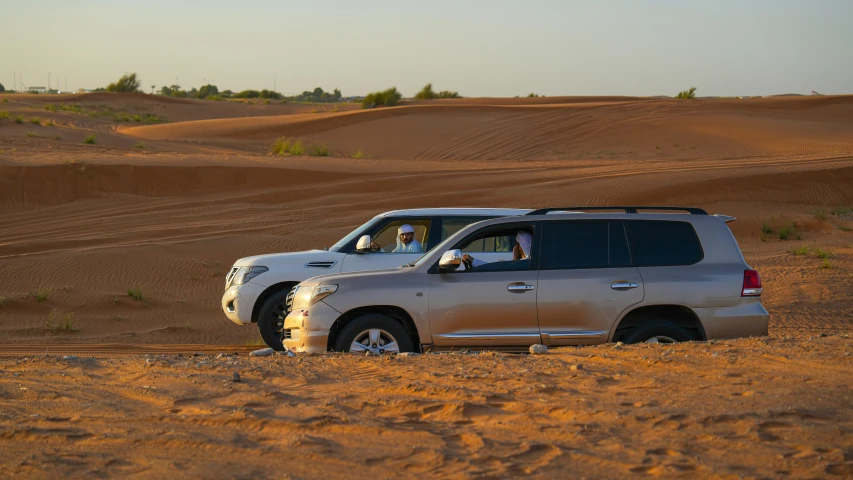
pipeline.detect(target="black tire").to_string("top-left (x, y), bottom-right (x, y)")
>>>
top-left (257, 286), bottom-right (295, 351)
top-left (334, 313), bottom-right (416, 354)
top-left (622, 319), bottom-right (694, 345)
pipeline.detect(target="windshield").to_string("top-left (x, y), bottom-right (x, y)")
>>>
top-left (328, 216), bottom-right (382, 252)
top-left (413, 235), bottom-right (455, 267)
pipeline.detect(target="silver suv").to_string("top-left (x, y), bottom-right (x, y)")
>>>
top-left (283, 207), bottom-right (769, 353)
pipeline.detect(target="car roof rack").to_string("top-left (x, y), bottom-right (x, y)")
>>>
top-left (525, 206), bottom-right (708, 216)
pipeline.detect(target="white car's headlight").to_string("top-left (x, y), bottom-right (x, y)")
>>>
top-left (231, 266), bottom-right (269, 286)
top-left (291, 284), bottom-right (338, 310)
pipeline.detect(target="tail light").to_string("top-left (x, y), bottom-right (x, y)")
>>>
top-left (742, 269), bottom-right (762, 296)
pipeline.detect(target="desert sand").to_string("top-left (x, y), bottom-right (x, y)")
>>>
top-left (1, 92), bottom-right (852, 477)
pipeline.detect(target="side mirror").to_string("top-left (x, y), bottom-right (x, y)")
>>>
top-left (355, 235), bottom-right (372, 253)
top-left (438, 249), bottom-right (462, 271)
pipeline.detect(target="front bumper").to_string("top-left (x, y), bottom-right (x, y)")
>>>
top-left (282, 301), bottom-right (340, 353)
top-left (221, 282), bottom-right (265, 325)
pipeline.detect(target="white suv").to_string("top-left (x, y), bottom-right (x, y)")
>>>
top-left (221, 208), bottom-right (530, 349)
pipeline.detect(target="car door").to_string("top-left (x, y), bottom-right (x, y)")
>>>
top-left (536, 220), bottom-right (645, 346)
top-left (428, 222), bottom-right (540, 348)
top-left (340, 218), bottom-right (433, 273)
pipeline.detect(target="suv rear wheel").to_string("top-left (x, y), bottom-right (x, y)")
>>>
top-left (623, 319), bottom-right (693, 344)
top-left (257, 288), bottom-right (294, 351)
top-left (334, 313), bottom-right (415, 354)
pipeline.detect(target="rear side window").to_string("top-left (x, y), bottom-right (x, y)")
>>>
top-left (541, 221), bottom-right (631, 269)
top-left (627, 220), bottom-right (703, 266)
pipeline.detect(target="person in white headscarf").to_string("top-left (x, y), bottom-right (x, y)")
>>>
top-left (392, 224), bottom-right (423, 253)
top-left (462, 231), bottom-right (532, 268)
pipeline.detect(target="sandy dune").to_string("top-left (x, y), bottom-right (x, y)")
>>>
top-left (2, 92), bottom-right (853, 477)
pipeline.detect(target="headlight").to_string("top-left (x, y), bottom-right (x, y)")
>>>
top-left (231, 266), bottom-right (269, 286)
top-left (291, 284), bottom-right (338, 310)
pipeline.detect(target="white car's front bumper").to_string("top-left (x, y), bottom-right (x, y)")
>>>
top-left (221, 282), bottom-right (265, 325)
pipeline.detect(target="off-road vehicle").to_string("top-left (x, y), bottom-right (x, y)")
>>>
top-left (222, 208), bottom-right (529, 349)
top-left (283, 206), bottom-right (769, 353)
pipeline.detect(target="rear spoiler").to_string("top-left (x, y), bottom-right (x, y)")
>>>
top-left (714, 214), bottom-right (736, 223)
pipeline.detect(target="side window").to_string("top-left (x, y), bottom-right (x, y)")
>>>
top-left (541, 222), bottom-right (609, 269)
top-left (610, 221), bottom-right (632, 267)
top-left (627, 220), bottom-right (703, 266)
top-left (372, 219), bottom-right (432, 253)
top-left (439, 217), bottom-right (490, 242)
top-left (452, 224), bottom-right (536, 272)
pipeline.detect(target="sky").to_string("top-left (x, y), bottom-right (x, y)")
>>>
top-left (2, 0), bottom-right (851, 97)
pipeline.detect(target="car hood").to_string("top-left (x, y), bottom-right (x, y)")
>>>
top-left (234, 250), bottom-right (344, 268)
top-left (303, 266), bottom-right (414, 285)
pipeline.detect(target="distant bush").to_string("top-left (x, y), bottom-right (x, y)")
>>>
top-left (45, 119), bottom-right (55, 127)
top-left (59, 103), bottom-right (82, 113)
top-left (778, 221), bottom-right (800, 240)
top-left (311, 145), bottom-right (329, 157)
top-left (362, 87), bottom-right (402, 109)
top-left (106, 73), bottom-right (141, 93)
top-left (415, 83), bottom-right (460, 100)
top-left (271, 137), bottom-right (290, 155)
top-left (814, 248), bottom-right (832, 260)
top-left (32, 287), bottom-right (50, 303)
top-left (352, 149), bottom-right (365, 159)
top-left (287, 87), bottom-right (342, 103)
top-left (0, 82), bottom-right (4, 92)
top-left (204, 95), bottom-right (224, 101)
top-left (259, 89), bottom-right (282, 100)
top-left (15, 115), bottom-right (24, 124)
top-left (160, 85), bottom-right (185, 97)
top-left (84, 134), bottom-right (96, 144)
top-left (0, 111), bottom-right (8, 120)
top-left (29, 117), bottom-right (41, 124)
top-left (675, 87), bottom-right (697, 99)
top-left (198, 84), bottom-right (219, 99)
top-left (134, 142), bottom-right (146, 149)
top-left (128, 286), bottom-right (144, 301)
top-left (234, 90), bottom-right (260, 99)
top-left (44, 104), bottom-right (58, 112)
top-left (527, 93), bottom-right (540, 98)
top-left (289, 140), bottom-right (305, 156)
top-left (46, 309), bottom-right (76, 333)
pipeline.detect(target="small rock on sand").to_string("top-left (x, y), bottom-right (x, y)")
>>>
top-left (529, 344), bottom-right (548, 355)
top-left (570, 364), bottom-right (583, 371)
top-left (250, 348), bottom-right (274, 357)
top-left (398, 352), bottom-right (421, 357)
top-left (231, 372), bottom-right (241, 382)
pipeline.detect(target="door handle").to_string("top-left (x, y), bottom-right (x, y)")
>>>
top-left (507, 283), bottom-right (535, 293)
top-left (611, 281), bottom-right (639, 290)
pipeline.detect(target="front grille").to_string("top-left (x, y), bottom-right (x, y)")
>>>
top-left (284, 286), bottom-right (297, 314)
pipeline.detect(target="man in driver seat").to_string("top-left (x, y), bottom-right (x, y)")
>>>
top-left (463, 231), bottom-right (531, 268)
top-left (392, 224), bottom-right (423, 253)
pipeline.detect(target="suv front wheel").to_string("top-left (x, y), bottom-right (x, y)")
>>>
top-left (623, 319), bottom-right (693, 344)
top-left (257, 287), bottom-right (295, 351)
top-left (334, 313), bottom-right (415, 354)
